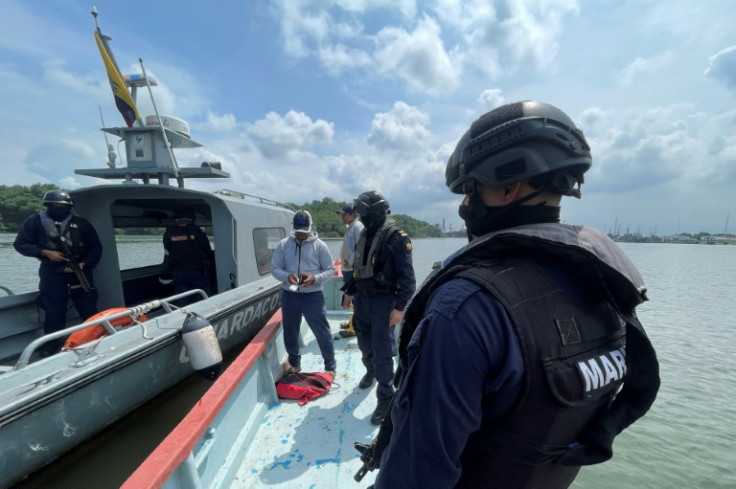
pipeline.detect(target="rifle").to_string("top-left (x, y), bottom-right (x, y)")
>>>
top-left (55, 235), bottom-right (93, 293)
top-left (354, 393), bottom-right (396, 482)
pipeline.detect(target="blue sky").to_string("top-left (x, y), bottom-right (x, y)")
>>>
top-left (1, 0), bottom-right (734, 235)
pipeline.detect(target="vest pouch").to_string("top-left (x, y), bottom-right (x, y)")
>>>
top-left (543, 336), bottom-right (626, 408)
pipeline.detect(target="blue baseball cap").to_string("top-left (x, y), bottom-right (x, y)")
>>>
top-left (292, 210), bottom-right (312, 233)
top-left (337, 204), bottom-right (355, 215)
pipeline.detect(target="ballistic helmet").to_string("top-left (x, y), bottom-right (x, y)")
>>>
top-left (445, 101), bottom-right (591, 197)
top-left (42, 190), bottom-right (73, 206)
top-left (353, 191), bottom-right (390, 220)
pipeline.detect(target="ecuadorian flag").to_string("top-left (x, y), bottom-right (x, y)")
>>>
top-left (94, 31), bottom-right (140, 127)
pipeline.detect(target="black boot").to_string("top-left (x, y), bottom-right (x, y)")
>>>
top-left (359, 372), bottom-right (374, 389)
top-left (370, 402), bottom-right (390, 425)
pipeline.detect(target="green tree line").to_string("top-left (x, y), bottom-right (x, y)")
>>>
top-left (0, 183), bottom-right (60, 232)
top-left (287, 197), bottom-right (443, 239)
top-left (0, 185), bottom-right (444, 238)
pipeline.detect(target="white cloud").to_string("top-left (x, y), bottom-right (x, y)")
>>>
top-left (246, 110), bottom-right (334, 159)
top-left (205, 112), bottom-right (238, 132)
top-left (374, 16), bottom-right (459, 95)
top-left (619, 52), bottom-right (674, 86)
top-left (367, 101), bottom-right (431, 153)
top-left (319, 44), bottom-right (373, 74)
top-left (478, 88), bottom-right (505, 110)
top-left (579, 106), bottom-right (604, 131)
top-left (705, 45), bottom-right (736, 90)
top-left (455, 0), bottom-right (579, 79)
top-left (585, 104), bottom-right (735, 201)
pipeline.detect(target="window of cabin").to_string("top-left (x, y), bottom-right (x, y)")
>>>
top-left (253, 227), bottom-right (285, 275)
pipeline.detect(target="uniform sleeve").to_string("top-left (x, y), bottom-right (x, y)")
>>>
top-left (162, 228), bottom-right (172, 252)
top-left (389, 233), bottom-right (416, 311)
top-left (80, 218), bottom-right (103, 268)
top-left (13, 214), bottom-right (43, 258)
top-left (374, 279), bottom-right (524, 489)
top-left (196, 227), bottom-right (213, 252)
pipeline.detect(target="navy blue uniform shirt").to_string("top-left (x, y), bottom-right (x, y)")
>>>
top-left (374, 278), bottom-right (524, 488)
top-left (14, 213), bottom-right (102, 268)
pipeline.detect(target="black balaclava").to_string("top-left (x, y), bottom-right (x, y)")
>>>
top-left (360, 213), bottom-right (385, 235)
top-left (458, 185), bottom-right (560, 240)
top-left (46, 205), bottom-right (72, 222)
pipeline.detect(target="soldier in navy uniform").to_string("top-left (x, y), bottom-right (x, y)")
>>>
top-left (342, 191), bottom-right (416, 425)
top-left (163, 208), bottom-right (213, 304)
top-left (370, 101), bottom-right (660, 489)
top-left (14, 190), bottom-right (102, 356)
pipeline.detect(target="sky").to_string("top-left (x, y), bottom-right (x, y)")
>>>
top-left (1, 0), bottom-right (734, 235)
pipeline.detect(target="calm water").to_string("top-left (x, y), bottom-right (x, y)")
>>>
top-left (2, 234), bottom-right (735, 488)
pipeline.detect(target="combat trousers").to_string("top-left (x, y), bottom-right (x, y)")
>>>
top-left (38, 264), bottom-right (98, 350)
top-left (353, 293), bottom-right (396, 403)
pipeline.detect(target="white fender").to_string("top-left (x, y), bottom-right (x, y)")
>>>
top-left (181, 312), bottom-right (222, 380)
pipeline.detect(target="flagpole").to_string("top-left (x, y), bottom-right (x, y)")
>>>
top-left (139, 58), bottom-right (183, 187)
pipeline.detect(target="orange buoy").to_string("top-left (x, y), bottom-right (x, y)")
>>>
top-left (63, 308), bottom-right (147, 350)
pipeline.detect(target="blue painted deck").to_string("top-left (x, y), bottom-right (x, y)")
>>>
top-left (233, 314), bottom-right (379, 488)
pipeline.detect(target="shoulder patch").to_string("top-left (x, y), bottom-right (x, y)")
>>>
top-left (406, 241), bottom-right (412, 252)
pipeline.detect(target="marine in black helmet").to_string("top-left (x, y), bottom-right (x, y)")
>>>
top-left (370, 101), bottom-right (660, 488)
top-left (162, 207), bottom-right (214, 305)
top-left (342, 190), bottom-right (416, 425)
top-left (13, 189), bottom-right (103, 357)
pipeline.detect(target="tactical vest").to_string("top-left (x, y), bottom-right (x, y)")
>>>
top-left (167, 225), bottom-right (208, 271)
top-left (398, 224), bottom-right (660, 489)
top-left (40, 213), bottom-right (85, 259)
top-left (353, 219), bottom-right (399, 295)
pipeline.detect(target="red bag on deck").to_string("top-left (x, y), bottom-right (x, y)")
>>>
top-left (276, 371), bottom-right (333, 406)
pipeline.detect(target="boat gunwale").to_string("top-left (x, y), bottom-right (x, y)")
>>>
top-left (121, 309), bottom-right (284, 489)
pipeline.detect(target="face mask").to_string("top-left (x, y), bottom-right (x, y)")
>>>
top-left (46, 206), bottom-right (71, 221)
top-left (458, 189), bottom-right (560, 240)
top-left (360, 213), bottom-right (384, 234)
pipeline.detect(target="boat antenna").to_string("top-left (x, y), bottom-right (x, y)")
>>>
top-left (139, 57), bottom-right (183, 187)
top-left (98, 106), bottom-right (118, 168)
top-left (91, 6), bottom-right (100, 28)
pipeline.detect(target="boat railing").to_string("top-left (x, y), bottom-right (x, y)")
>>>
top-left (214, 189), bottom-right (294, 210)
top-left (13, 289), bottom-right (208, 369)
top-left (0, 285), bottom-right (14, 296)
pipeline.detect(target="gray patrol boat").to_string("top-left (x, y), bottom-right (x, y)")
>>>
top-left (0, 9), bottom-right (293, 487)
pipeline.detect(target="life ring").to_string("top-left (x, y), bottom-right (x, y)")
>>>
top-left (62, 308), bottom-right (147, 350)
